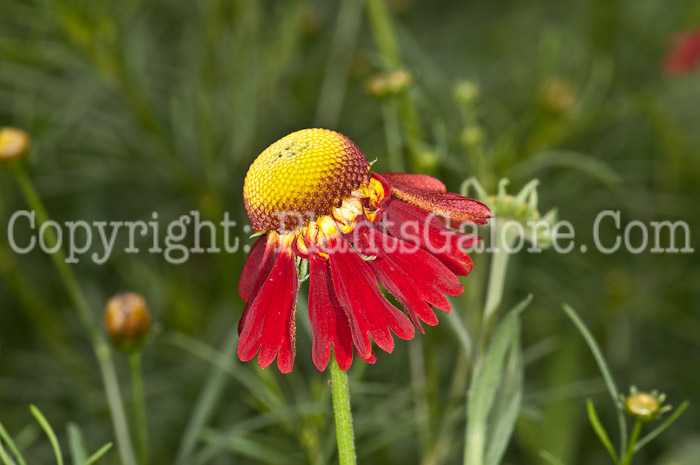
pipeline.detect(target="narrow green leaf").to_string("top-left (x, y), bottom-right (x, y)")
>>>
top-left (29, 405), bottom-right (63, 465)
top-left (562, 304), bottom-right (627, 455)
top-left (83, 443), bottom-right (113, 465)
top-left (0, 439), bottom-right (17, 465)
top-left (586, 400), bottom-right (619, 462)
top-left (538, 450), bottom-right (567, 465)
top-left (633, 401), bottom-right (689, 453)
top-left (0, 423), bottom-right (26, 465)
top-left (67, 424), bottom-right (87, 465)
top-left (485, 338), bottom-right (524, 465)
top-left (173, 327), bottom-right (241, 465)
top-left (465, 294), bottom-right (531, 465)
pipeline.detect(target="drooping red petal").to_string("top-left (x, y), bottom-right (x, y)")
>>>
top-left (381, 198), bottom-right (479, 276)
top-left (379, 172), bottom-right (446, 192)
top-left (238, 235), bottom-right (269, 302)
top-left (357, 228), bottom-right (463, 332)
top-left (377, 174), bottom-right (491, 225)
top-left (308, 253), bottom-right (355, 371)
top-left (237, 244), bottom-right (298, 373)
top-left (328, 237), bottom-right (415, 358)
top-left (238, 236), bottom-right (279, 334)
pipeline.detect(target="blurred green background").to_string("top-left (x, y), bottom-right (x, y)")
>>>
top-left (1, 0), bottom-right (699, 464)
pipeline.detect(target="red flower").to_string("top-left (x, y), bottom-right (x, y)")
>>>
top-left (664, 27), bottom-right (700, 76)
top-left (239, 129), bottom-right (491, 372)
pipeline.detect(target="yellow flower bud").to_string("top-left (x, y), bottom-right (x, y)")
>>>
top-left (104, 292), bottom-right (152, 352)
top-left (0, 127), bottom-right (30, 163)
top-left (625, 392), bottom-right (662, 422)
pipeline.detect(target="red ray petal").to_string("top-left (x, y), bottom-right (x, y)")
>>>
top-left (357, 229), bottom-right (463, 332)
top-left (379, 172), bottom-right (446, 192)
top-left (328, 238), bottom-right (415, 357)
top-left (238, 235), bottom-right (269, 302)
top-left (381, 199), bottom-right (479, 275)
top-left (237, 244), bottom-right (298, 373)
top-left (377, 174), bottom-right (491, 225)
top-left (309, 253), bottom-right (355, 371)
top-left (238, 236), bottom-right (280, 334)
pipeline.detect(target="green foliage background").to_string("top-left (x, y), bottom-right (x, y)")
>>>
top-left (1, 0), bottom-right (699, 464)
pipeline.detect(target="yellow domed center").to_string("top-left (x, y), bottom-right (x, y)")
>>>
top-left (244, 129), bottom-right (370, 232)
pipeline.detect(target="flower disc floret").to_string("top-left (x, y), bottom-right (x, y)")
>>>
top-left (244, 128), bottom-right (370, 232)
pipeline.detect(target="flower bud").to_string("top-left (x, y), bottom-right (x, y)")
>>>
top-left (104, 292), bottom-right (151, 352)
top-left (0, 127), bottom-right (30, 163)
top-left (459, 126), bottom-right (484, 150)
top-left (453, 81), bottom-right (480, 106)
top-left (539, 78), bottom-right (576, 115)
top-left (623, 387), bottom-right (670, 422)
top-left (367, 69), bottom-right (413, 98)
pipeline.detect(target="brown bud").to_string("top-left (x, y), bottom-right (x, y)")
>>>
top-left (0, 127), bottom-right (30, 163)
top-left (104, 292), bottom-right (151, 352)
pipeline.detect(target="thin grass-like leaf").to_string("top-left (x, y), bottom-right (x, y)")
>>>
top-left (538, 449), bottom-right (567, 465)
top-left (0, 439), bottom-right (17, 465)
top-left (465, 294), bottom-right (531, 465)
top-left (173, 327), bottom-right (240, 465)
top-left (83, 443), bottom-right (113, 465)
top-left (562, 304), bottom-right (627, 456)
top-left (67, 424), bottom-right (87, 465)
top-left (486, 335), bottom-right (524, 465)
top-left (586, 400), bottom-right (619, 462)
top-left (29, 406), bottom-right (63, 465)
top-left (633, 401), bottom-right (689, 453)
top-left (0, 424), bottom-right (26, 465)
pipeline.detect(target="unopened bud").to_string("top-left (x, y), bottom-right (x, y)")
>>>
top-left (367, 69), bottom-right (413, 98)
top-left (460, 126), bottom-right (484, 149)
top-left (453, 81), bottom-right (479, 106)
top-left (104, 292), bottom-right (151, 352)
top-left (623, 387), bottom-right (670, 422)
top-left (540, 78), bottom-right (576, 114)
top-left (0, 127), bottom-right (30, 163)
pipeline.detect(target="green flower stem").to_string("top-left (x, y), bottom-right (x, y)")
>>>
top-left (330, 357), bottom-right (357, 465)
top-left (483, 222), bottom-right (516, 325)
top-left (620, 420), bottom-right (643, 465)
top-left (129, 352), bottom-right (149, 465)
top-left (11, 163), bottom-right (137, 465)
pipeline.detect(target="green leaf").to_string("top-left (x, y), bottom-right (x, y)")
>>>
top-left (67, 424), bottom-right (87, 465)
top-left (0, 423), bottom-right (26, 465)
top-left (633, 401), bottom-right (690, 453)
top-left (29, 405), bottom-right (63, 465)
top-left (538, 450), bottom-right (567, 465)
top-left (485, 337), bottom-right (524, 465)
top-left (0, 439), bottom-right (17, 465)
top-left (464, 294), bottom-right (531, 465)
top-left (562, 304), bottom-right (627, 456)
top-left (83, 443), bottom-right (113, 465)
top-left (586, 400), bottom-right (619, 463)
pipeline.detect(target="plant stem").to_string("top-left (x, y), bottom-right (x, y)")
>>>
top-left (129, 352), bottom-right (148, 465)
top-left (330, 357), bottom-right (357, 465)
top-left (476, 222), bottom-right (516, 369)
top-left (620, 420), bottom-right (642, 465)
top-left (11, 164), bottom-right (137, 465)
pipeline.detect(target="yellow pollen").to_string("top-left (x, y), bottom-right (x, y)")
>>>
top-left (243, 129), bottom-right (370, 232)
